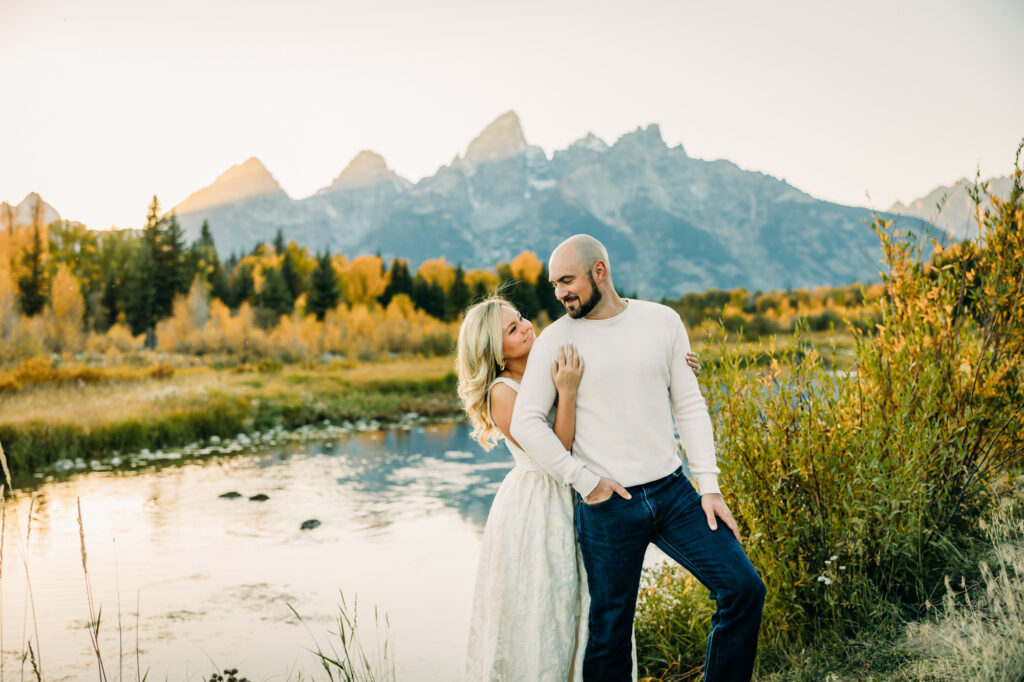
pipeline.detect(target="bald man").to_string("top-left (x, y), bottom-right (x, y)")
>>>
top-left (510, 234), bottom-right (765, 682)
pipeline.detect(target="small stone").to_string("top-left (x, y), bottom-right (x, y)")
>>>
top-left (300, 519), bottom-right (321, 530)
top-left (248, 494), bottom-right (270, 502)
top-left (219, 491), bottom-right (243, 499)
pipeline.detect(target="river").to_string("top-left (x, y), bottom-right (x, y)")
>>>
top-left (2, 422), bottom-right (672, 681)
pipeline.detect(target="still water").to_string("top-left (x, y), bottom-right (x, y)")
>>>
top-left (2, 423), bottom-right (670, 681)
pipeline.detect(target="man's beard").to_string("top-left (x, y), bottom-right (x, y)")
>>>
top-left (565, 274), bottom-right (602, 319)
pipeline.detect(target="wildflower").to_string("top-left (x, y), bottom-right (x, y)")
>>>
top-left (817, 575), bottom-right (832, 585)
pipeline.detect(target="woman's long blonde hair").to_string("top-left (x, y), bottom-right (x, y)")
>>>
top-left (456, 297), bottom-right (514, 450)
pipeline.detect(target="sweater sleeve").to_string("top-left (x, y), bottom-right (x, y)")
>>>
top-left (668, 313), bottom-right (721, 495)
top-left (510, 331), bottom-right (601, 497)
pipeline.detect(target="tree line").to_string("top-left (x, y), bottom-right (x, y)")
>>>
top-left (2, 196), bottom-right (566, 347)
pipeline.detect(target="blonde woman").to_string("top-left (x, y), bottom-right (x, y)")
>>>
top-left (457, 297), bottom-right (699, 681)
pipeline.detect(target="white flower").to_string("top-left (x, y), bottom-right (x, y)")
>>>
top-left (817, 575), bottom-right (833, 585)
top-left (829, 555), bottom-right (838, 562)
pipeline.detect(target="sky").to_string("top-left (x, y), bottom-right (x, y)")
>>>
top-left (1, 0), bottom-right (1021, 230)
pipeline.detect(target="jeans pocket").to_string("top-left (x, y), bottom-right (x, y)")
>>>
top-left (581, 494), bottom-right (617, 510)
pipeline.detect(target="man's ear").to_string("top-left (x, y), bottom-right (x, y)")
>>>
top-left (592, 260), bottom-right (608, 284)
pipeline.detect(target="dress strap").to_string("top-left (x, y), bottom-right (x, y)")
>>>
top-left (490, 376), bottom-right (521, 392)
top-left (486, 377), bottom-right (520, 424)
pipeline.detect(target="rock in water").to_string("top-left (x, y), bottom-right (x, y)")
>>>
top-left (248, 494), bottom-right (270, 502)
top-left (219, 491), bottom-right (242, 499)
top-left (300, 519), bottom-right (321, 530)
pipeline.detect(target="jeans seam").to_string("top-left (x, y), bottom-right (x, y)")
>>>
top-left (641, 488), bottom-right (656, 519)
top-left (704, 620), bottom-right (718, 679)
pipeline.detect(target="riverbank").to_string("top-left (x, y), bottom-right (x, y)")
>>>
top-left (0, 331), bottom-right (858, 481)
top-left (0, 356), bottom-right (460, 480)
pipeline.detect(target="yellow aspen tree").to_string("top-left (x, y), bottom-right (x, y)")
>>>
top-left (510, 250), bottom-right (544, 283)
top-left (416, 257), bottom-right (456, 292)
top-left (339, 255), bottom-right (386, 305)
top-left (466, 269), bottom-right (499, 293)
top-left (43, 263), bottom-right (85, 353)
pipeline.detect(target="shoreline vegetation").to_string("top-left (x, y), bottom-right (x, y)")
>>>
top-left (0, 328), bottom-right (860, 482)
top-left (0, 355), bottom-right (460, 481)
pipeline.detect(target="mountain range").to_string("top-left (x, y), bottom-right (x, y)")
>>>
top-left (168, 111), bottom-right (938, 297)
top-left (889, 176), bottom-right (1011, 241)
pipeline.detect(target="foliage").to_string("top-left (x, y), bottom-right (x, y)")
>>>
top-left (636, 147), bottom-right (1024, 678)
top-left (289, 594), bottom-right (396, 682)
top-left (0, 357), bottom-right (458, 476)
top-left (16, 224), bottom-right (48, 316)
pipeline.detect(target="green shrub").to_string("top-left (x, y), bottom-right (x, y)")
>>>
top-left (637, 148), bottom-right (1024, 677)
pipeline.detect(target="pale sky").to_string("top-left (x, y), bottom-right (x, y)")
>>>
top-left (1, 0), bottom-right (1021, 230)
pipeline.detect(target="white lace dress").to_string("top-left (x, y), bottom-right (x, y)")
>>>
top-left (465, 377), bottom-right (589, 681)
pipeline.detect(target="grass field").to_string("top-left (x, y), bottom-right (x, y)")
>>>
top-left (0, 355), bottom-right (460, 478)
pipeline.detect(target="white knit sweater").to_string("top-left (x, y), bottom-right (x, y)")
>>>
top-left (510, 299), bottom-right (720, 497)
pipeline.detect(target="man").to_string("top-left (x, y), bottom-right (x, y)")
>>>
top-left (510, 234), bottom-right (765, 682)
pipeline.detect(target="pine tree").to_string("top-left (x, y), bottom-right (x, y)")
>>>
top-left (199, 220), bottom-right (214, 247)
top-left (145, 195), bottom-right (161, 231)
top-left (308, 252), bottom-right (340, 320)
top-left (100, 271), bottom-right (120, 330)
top-left (17, 224), bottom-right (48, 316)
top-left (257, 266), bottom-right (293, 317)
top-left (412, 274), bottom-right (446, 319)
top-left (153, 214), bottom-right (188, 317)
top-left (281, 249), bottom-right (302, 300)
top-left (273, 229), bottom-right (285, 255)
top-left (209, 259), bottom-right (231, 304)
top-left (124, 243), bottom-right (157, 337)
top-left (447, 265), bottom-right (471, 320)
top-left (378, 258), bottom-right (413, 307)
top-left (229, 263), bottom-right (255, 308)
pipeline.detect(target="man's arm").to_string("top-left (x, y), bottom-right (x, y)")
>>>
top-left (668, 314), bottom-right (742, 540)
top-left (668, 314), bottom-right (721, 495)
top-left (510, 334), bottom-right (601, 497)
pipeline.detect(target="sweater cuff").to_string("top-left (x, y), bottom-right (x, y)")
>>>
top-left (693, 473), bottom-right (721, 496)
top-left (571, 468), bottom-right (601, 498)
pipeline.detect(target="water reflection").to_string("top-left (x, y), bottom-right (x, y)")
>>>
top-left (0, 422), bottom-right (513, 682)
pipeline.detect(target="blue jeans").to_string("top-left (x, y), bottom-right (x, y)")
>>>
top-left (576, 467), bottom-right (765, 682)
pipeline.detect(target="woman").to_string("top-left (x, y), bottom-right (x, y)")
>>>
top-left (456, 297), bottom-right (700, 681)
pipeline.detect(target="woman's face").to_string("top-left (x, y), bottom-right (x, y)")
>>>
top-left (499, 306), bottom-right (534, 363)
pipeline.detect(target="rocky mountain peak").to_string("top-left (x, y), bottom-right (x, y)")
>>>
top-left (888, 175), bottom-right (1011, 240)
top-left (320, 150), bottom-right (399, 193)
top-left (461, 110), bottom-right (528, 164)
top-left (614, 124), bottom-right (670, 153)
top-left (174, 157), bottom-right (286, 215)
top-left (0, 192), bottom-right (62, 231)
top-left (570, 133), bottom-right (610, 153)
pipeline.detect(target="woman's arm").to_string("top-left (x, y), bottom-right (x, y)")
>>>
top-left (551, 344), bottom-right (584, 451)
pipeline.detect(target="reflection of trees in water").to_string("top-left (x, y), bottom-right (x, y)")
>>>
top-left (5, 423), bottom-right (518, 537)
top-left (319, 423), bottom-right (514, 530)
